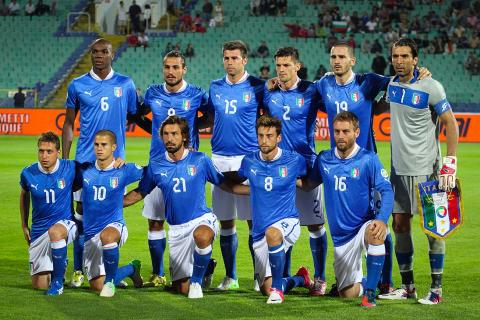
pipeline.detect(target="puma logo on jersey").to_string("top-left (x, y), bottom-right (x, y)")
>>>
top-left (84, 90), bottom-right (93, 96)
top-left (251, 169), bottom-right (257, 175)
top-left (30, 184), bottom-right (38, 190)
top-left (323, 166), bottom-right (330, 174)
top-left (271, 99), bottom-right (278, 105)
top-left (391, 90), bottom-right (396, 97)
top-left (83, 178), bottom-right (90, 185)
top-left (160, 172), bottom-right (167, 177)
top-left (155, 100), bottom-right (162, 105)
top-left (215, 94), bottom-right (222, 100)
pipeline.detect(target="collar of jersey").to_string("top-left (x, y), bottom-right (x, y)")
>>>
top-left (259, 148), bottom-right (282, 161)
top-left (89, 68), bottom-right (114, 81)
top-left (334, 143), bottom-right (360, 160)
top-left (225, 71), bottom-right (249, 85)
top-left (393, 68), bottom-right (419, 83)
top-left (335, 71), bottom-right (355, 86)
top-left (95, 160), bottom-right (115, 171)
top-left (280, 77), bottom-right (300, 91)
top-left (165, 149), bottom-right (189, 162)
top-left (37, 159), bottom-right (60, 174)
top-left (163, 80), bottom-right (187, 93)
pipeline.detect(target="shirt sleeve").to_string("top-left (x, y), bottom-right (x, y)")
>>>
top-left (199, 88), bottom-right (209, 113)
top-left (427, 79), bottom-right (451, 116)
top-left (204, 155), bottom-right (225, 185)
top-left (127, 79), bottom-right (138, 115)
top-left (19, 169), bottom-right (29, 191)
top-left (296, 154), bottom-right (307, 177)
top-left (237, 156), bottom-right (248, 179)
top-left (255, 80), bottom-right (266, 111)
top-left (366, 73), bottom-right (390, 100)
top-left (125, 163), bottom-right (145, 185)
top-left (314, 79), bottom-right (326, 113)
top-left (370, 154), bottom-right (393, 224)
top-left (137, 164), bottom-right (156, 196)
top-left (73, 161), bottom-right (83, 191)
top-left (308, 153), bottom-right (323, 184)
top-left (262, 84), bottom-right (271, 115)
top-left (206, 85), bottom-right (215, 114)
top-left (65, 82), bottom-right (79, 109)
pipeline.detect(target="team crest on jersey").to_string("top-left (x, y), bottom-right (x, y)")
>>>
top-left (351, 92), bottom-right (360, 102)
top-left (57, 179), bottom-right (66, 189)
top-left (412, 93), bottom-right (421, 105)
top-left (187, 165), bottom-right (197, 176)
top-left (279, 166), bottom-right (288, 177)
top-left (296, 97), bottom-right (304, 107)
top-left (110, 177), bottom-right (119, 188)
top-left (182, 99), bottom-right (191, 110)
top-left (114, 87), bottom-right (122, 97)
top-left (243, 92), bottom-right (251, 103)
top-left (351, 168), bottom-right (360, 178)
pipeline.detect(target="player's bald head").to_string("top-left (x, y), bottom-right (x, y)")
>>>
top-left (90, 38), bottom-right (113, 52)
top-left (331, 40), bottom-right (355, 58)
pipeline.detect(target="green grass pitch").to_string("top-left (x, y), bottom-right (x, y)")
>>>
top-left (0, 136), bottom-right (478, 319)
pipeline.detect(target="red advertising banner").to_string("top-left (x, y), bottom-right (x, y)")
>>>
top-left (1, 109), bottom-right (479, 142)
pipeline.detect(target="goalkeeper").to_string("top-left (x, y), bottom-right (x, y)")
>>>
top-left (377, 39), bottom-right (458, 305)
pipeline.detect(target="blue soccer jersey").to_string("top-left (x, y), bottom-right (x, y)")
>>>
top-left (138, 151), bottom-right (224, 225)
top-left (238, 149), bottom-right (307, 242)
top-left (264, 80), bottom-right (320, 165)
top-left (316, 73), bottom-right (389, 152)
top-left (144, 81), bottom-right (208, 161)
top-left (310, 146), bottom-right (393, 246)
top-left (208, 73), bottom-right (265, 156)
top-left (79, 162), bottom-right (144, 241)
top-left (66, 69), bottom-right (137, 163)
top-left (20, 160), bottom-right (77, 242)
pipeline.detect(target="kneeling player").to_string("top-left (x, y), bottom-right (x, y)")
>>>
top-left (235, 115), bottom-right (312, 304)
top-left (299, 112), bottom-right (393, 307)
top-left (20, 132), bottom-right (78, 295)
top-left (78, 130), bottom-right (144, 297)
top-left (124, 116), bottom-right (243, 298)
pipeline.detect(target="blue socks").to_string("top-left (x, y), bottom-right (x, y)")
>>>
top-left (73, 234), bottom-right (84, 272)
top-left (309, 228), bottom-right (327, 280)
top-left (381, 233), bottom-right (394, 286)
top-left (282, 275), bottom-right (304, 293)
top-left (102, 243), bottom-right (119, 284)
top-left (220, 227), bottom-right (238, 279)
top-left (114, 264), bottom-right (134, 285)
top-left (191, 245), bottom-right (213, 285)
top-left (283, 246), bottom-right (292, 277)
top-left (51, 239), bottom-right (67, 283)
top-left (148, 230), bottom-right (166, 276)
top-left (365, 244), bottom-right (385, 291)
top-left (268, 243), bottom-right (286, 291)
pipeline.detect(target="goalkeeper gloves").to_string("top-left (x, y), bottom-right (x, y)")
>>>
top-left (439, 156), bottom-right (457, 191)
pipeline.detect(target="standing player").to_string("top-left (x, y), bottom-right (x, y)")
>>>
top-left (20, 132), bottom-right (78, 295)
top-left (264, 47), bottom-right (328, 295)
top-left (123, 116), bottom-right (242, 298)
top-left (378, 39), bottom-right (458, 305)
top-left (140, 50), bottom-right (209, 288)
top-left (78, 130), bottom-right (144, 297)
top-left (236, 115), bottom-right (312, 304)
top-left (299, 111), bottom-right (394, 308)
top-left (62, 38), bottom-right (138, 287)
top-left (207, 40), bottom-right (265, 290)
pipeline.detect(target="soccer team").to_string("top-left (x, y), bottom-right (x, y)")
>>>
top-left (19, 37), bottom-right (459, 307)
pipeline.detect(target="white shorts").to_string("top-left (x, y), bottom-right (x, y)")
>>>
top-left (297, 186), bottom-right (325, 225)
top-left (168, 212), bottom-right (219, 282)
top-left (252, 218), bottom-right (301, 286)
top-left (333, 220), bottom-right (372, 291)
top-left (83, 222), bottom-right (128, 281)
top-left (29, 219), bottom-right (77, 276)
top-left (142, 187), bottom-right (166, 221)
top-left (211, 154), bottom-right (251, 221)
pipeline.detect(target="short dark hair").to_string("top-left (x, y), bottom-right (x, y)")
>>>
top-left (38, 131), bottom-right (60, 150)
top-left (256, 115), bottom-right (282, 135)
top-left (160, 115), bottom-right (190, 147)
top-left (331, 40), bottom-right (355, 57)
top-left (333, 111), bottom-right (359, 130)
top-left (392, 38), bottom-right (418, 58)
top-left (223, 40), bottom-right (248, 58)
top-left (274, 47), bottom-right (300, 62)
top-left (164, 50), bottom-right (186, 68)
top-left (95, 130), bottom-right (117, 144)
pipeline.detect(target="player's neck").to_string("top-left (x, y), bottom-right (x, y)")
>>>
top-left (93, 66), bottom-right (112, 80)
top-left (227, 71), bottom-right (245, 84)
top-left (96, 157), bottom-right (114, 170)
top-left (168, 147), bottom-right (186, 162)
top-left (398, 72), bottom-right (415, 83)
top-left (335, 70), bottom-right (353, 85)
top-left (336, 143), bottom-right (359, 159)
top-left (261, 147), bottom-right (279, 161)
top-left (283, 76), bottom-right (299, 90)
top-left (165, 80), bottom-right (184, 93)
